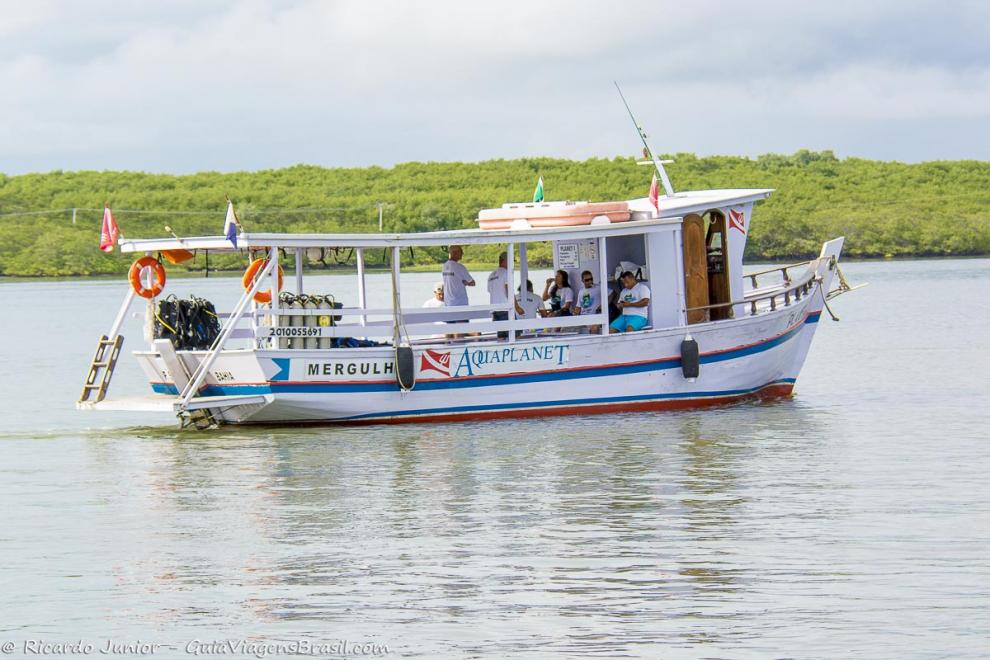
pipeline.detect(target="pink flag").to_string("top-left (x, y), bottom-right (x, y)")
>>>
top-left (100, 206), bottom-right (120, 252)
top-left (648, 173), bottom-right (660, 215)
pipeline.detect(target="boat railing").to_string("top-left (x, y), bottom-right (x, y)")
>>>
top-left (248, 302), bottom-right (610, 340)
top-left (744, 259), bottom-right (814, 291)
top-left (178, 257), bottom-right (278, 407)
top-left (688, 262), bottom-right (818, 319)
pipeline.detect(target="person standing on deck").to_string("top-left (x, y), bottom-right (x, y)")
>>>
top-left (487, 252), bottom-right (510, 339)
top-left (443, 245), bottom-right (475, 327)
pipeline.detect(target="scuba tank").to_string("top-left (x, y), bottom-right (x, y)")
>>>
top-left (303, 295), bottom-right (320, 350)
top-left (278, 292), bottom-right (296, 349)
top-left (288, 293), bottom-right (305, 349)
top-left (317, 295), bottom-right (333, 350)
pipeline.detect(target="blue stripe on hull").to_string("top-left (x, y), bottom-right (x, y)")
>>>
top-left (152, 315), bottom-right (812, 397)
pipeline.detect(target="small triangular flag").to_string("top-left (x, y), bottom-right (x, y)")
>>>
top-left (648, 173), bottom-right (660, 216)
top-left (533, 176), bottom-right (544, 203)
top-left (224, 201), bottom-right (240, 247)
top-left (99, 206), bottom-right (120, 252)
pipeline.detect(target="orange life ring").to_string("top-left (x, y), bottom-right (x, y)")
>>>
top-left (242, 258), bottom-right (285, 303)
top-left (128, 256), bottom-right (167, 299)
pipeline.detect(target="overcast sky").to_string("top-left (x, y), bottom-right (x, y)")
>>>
top-left (2, 0), bottom-right (988, 174)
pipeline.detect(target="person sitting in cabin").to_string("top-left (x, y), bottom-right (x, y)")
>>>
top-left (443, 245), bottom-right (475, 331)
top-left (422, 282), bottom-right (445, 308)
top-left (574, 270), bottom-right (603, 333)
top-left (487, 252), bottom-right (510, 339)
top-left (514, 279), bottom-right (546, 319)
top-left (609, 271), bottom-right (651, 333)
top-left (542, 269), bottom-right (574, 317)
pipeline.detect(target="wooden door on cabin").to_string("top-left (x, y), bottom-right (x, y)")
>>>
top-left (682, 214), bottom-right (709, 324)
top-left (706, 211), bottom-right (732, 320)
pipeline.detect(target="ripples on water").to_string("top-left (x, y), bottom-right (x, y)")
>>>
top-left (1, 259), bottom-right (989, 657)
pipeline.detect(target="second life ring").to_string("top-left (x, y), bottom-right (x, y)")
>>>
top-left (128, 256), bottom-right (167, 299)
top-left (242, 258), bottom-right (285, 304)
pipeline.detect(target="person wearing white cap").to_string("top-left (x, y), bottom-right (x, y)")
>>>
top-left (422, 282), bottom-right (445, 308)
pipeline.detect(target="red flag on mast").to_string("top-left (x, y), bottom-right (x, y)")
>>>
top-left (99, 206), bottom-right (120, 252)
top-left (648, 173), bottom-right (660, 215)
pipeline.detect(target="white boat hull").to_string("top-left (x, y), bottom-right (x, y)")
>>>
top-left (133, 253), bottom-right (836, 426)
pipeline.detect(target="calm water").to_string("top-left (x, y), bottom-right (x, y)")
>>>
top-left (1, 259), bottom-right (988, 658)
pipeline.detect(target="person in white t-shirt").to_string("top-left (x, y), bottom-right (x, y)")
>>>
top-left (574, 270), bottom-right (603, 333)
top-left (514, 279), bottom-right (546, 337)
top-left (422, 282), bottom-right (445, 308)
top-left (442, 245), bottom-right (475, 327)
top-left (542, 270), bottom-right (574, 317)
top-left (487, 252), bottom-right (510, 338)
top-left (514, 279), bottom-right (545, 319)
top-left (609, 271), bottom-right (651, 332)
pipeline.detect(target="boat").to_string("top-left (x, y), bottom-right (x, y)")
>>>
top-left (75, 180), bottom-right (854, 428)
top-left (76, 95), bottom-right (857, 428)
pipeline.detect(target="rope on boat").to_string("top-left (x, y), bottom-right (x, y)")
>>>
top-left (820, 282), bottom-right (841, 322)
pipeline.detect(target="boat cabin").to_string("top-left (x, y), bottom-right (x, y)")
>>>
top-left (114, 189), bottom-right (775, 355)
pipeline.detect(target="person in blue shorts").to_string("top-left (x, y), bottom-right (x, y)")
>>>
top-left (609, 271), bottom-right (651, 332)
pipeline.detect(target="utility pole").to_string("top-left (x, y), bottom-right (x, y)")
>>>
top-left (377, 202), bottom-right (384, 232)
top-left (72, 208), bottom-right (77, 225)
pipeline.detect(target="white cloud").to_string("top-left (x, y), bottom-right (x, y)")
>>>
top-left (0, 0), bottom-right (988, 173)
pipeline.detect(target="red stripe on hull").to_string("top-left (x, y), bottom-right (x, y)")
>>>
top-left (240, 382), bottom-right (796, 428)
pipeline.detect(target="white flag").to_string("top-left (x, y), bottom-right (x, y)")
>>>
top-left (224, 201), bottom-right (239, 247)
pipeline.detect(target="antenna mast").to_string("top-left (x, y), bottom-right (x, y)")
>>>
top-left (614, 81), bottom-right (675, 197)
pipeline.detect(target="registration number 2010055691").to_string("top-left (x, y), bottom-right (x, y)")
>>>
top-left (267, 327), bottom-right (321, 338)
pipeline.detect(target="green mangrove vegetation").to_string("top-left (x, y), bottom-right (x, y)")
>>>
top-left (1, 150), bottom-right (988, 277)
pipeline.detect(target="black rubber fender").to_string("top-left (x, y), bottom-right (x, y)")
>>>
top-left (681, 337), bottom-right (700, 379)
top-left (396, 346), bottom-right (416, 390)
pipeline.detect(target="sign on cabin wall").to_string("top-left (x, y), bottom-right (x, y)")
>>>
top-left (579, 241), bottom-right (597, 262)
top-left (557, 244), bottom-right (580, 270)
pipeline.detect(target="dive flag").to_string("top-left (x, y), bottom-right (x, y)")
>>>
top-left (420, 349), bottom-right (451, 376)
top-left (648, 173), bottom-right (660, 215)
top-left (99, 206), bottom-right (120, 252)
top-left (224, 201), bottom-right (239, 247)
top-left (533, 176), bottom-right (544, 203)
top-left (728, 207), bottom-right (747, 234)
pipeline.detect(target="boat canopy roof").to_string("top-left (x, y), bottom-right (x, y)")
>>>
top-left (117, 188), bottom-right (773, 253)
top-left (631, 188), bottom-right (774, 217)
top-left (119, 215), bottom-right (682, 253)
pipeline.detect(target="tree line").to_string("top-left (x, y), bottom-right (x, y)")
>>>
top-left (1, 150), bottom-right (988, 277)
